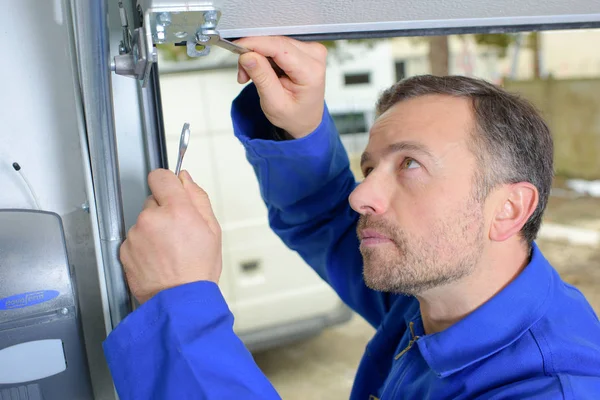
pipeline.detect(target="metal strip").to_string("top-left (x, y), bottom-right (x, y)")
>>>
top-left (280, 21), bottom-right (600, 42)
top-left (133, 0), bottom-right (170, 171)
top-left (139, 65), bottom-right (170, 171)
top-left (218, 14), bottom-right (600, 39)
top-left (71, 0), bottom-right (132, 329)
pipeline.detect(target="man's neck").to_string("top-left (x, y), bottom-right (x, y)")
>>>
top-left (417, 239), bottom-right (531, 335)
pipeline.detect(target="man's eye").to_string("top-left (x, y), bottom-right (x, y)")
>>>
top-left (402, 158), bottom-right (420, 170)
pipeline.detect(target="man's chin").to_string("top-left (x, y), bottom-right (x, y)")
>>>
top-left (362, 262), bottom-right (401, 293)
top-left (362, 271), bottom-right (421, 296)
top-left (361, 260), bottom-right (430, 295)
top-left (363, 276), bottom-right (392, 293)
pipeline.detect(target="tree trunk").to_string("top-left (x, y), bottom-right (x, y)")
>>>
top-left (428, 36), bottom-right (450, 76)
top-left (531, 32), bottom-right (542, 79)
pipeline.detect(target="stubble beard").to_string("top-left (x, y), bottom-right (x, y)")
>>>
top-left (357, 202), bottom-right (485, 296)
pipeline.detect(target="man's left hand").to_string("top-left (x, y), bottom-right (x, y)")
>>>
top-left (119, 169), bottom-right (222, 304)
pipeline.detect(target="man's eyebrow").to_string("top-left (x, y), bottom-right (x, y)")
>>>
top-left (360, 141), bottom-right (435, 167)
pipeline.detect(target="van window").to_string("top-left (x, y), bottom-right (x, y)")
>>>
top-left (331, 112), bottom-right (368, 135)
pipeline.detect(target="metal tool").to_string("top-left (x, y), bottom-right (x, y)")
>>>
top-left (196, 30), bottom-right (287, 77)
top-left (174, 123), bottom-right (190, 176)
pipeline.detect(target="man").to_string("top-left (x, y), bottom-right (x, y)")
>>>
top-left (103, 36), bottom-right (600, 399)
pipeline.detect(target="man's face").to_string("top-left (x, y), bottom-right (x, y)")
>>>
top-left (349, 94), bottom-right (487, 296)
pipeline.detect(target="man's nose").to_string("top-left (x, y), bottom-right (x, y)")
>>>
top-left (349, 173), bottom-right (392, 216)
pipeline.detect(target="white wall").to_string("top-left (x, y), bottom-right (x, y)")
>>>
top-left (541, 29), bottom-right (600, 78)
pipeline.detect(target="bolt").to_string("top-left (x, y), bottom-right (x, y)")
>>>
top-left (203, 10), bottom-right (218, 28)
top-left (196, 33), bottom-right (210, 43)
top-left (119, 40), bottom-right (127, 55)
top-left (205, 11), bottom-right (218, 22)
top-left (81, 202), bottom-right (90, 213)
top-left (156, 12), bottom-right (171, 27)
top-left (60, 308), bottom-right (69, 315)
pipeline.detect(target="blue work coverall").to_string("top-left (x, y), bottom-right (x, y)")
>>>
top-left (103, 83), bottom-right (600, 399)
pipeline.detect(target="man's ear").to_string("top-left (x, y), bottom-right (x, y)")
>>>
top-left (489, 182), bottom-right (539, 242)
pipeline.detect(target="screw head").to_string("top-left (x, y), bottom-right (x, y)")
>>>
top-left (156, 12), bottom-right (171, 26)
top-left (203, 11), bottom-right (218, 27)
top-left (196, 33), bottom-right (210, 43)
top-left (60, 308), bottom-right (69, 315)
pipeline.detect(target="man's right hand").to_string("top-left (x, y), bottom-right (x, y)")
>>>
top-left (234, 36), bottom-right (328, 139)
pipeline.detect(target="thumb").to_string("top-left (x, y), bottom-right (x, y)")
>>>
top-left (180, 170), bottom-right (220, 233)
top-left (239, 52), bottom-right (284, 100)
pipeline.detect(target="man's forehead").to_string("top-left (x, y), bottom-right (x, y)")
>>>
top-left (367, 94), bottom-right (475, 153)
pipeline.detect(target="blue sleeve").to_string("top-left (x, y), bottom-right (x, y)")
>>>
top-left (231, 83), bottom-right (393, 328)
top-left (102, 281), bottom-right (281, 400)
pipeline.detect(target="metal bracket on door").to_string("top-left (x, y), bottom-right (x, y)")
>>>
top-left (112, 0), bottom-right (222, 87)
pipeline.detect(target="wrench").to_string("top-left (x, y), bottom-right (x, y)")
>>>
top-left (196, 30), bottom-right (286, 77)
top-left (174, 123), bottom-right (190, 176)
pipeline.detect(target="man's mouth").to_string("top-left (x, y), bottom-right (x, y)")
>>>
top-left (359, 229), bottom-right (393, 246)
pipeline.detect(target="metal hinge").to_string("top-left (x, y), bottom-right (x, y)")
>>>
top-left (111, 0), bottom-right (222, 87)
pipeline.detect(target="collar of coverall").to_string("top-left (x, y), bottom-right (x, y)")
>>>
top-left (410, 242), bottom-right (553, 378)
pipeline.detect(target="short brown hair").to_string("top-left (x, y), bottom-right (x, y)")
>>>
top-left (375, 75), bottom-right (554, 245)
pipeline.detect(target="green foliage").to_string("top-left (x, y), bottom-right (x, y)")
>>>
top-left (473, 34), bottom-right (516, 58)
top-left (473, 32), bottom-right (539, 58)
top-left (320, 39), bottom-right (378, 49)
top-left (319, 39), bottom-right (380, 62)
top-left (406, 32), bottom-right (537, 60)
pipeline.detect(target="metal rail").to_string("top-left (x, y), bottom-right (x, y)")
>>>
top-left (71, 0), bottom-right (132, 329)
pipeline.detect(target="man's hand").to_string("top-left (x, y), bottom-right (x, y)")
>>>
top-left (119, 169), bottom-right (222, 304)
top-left (235, 36), bottom-right (328, 139)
